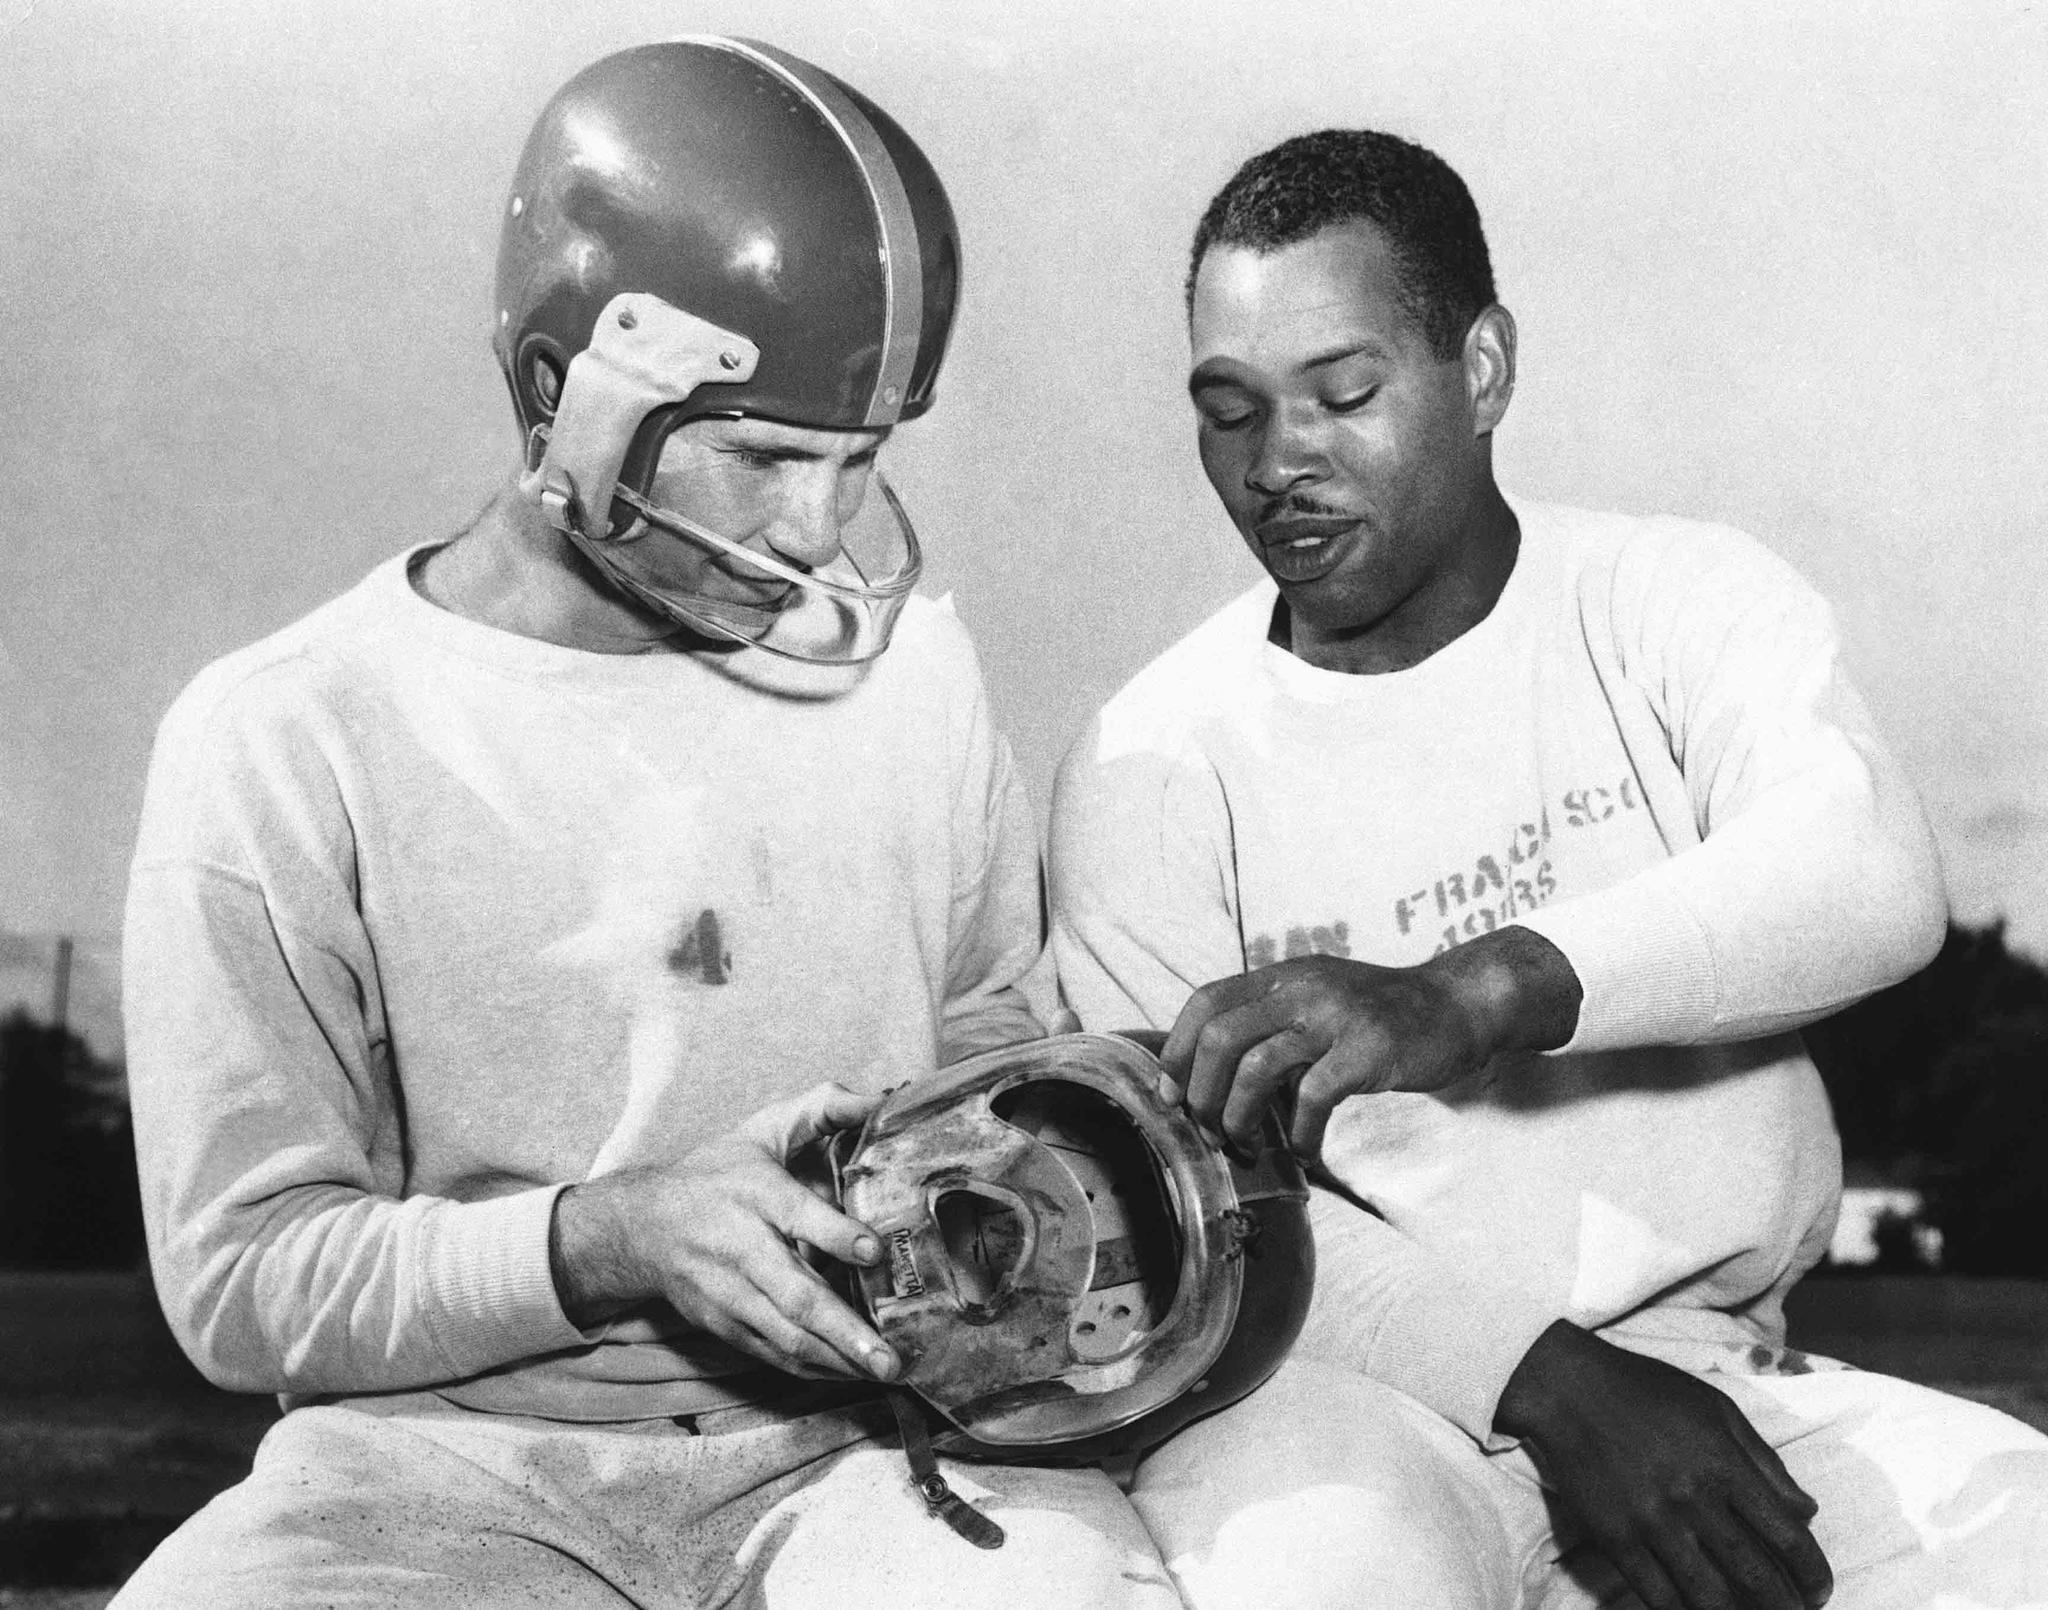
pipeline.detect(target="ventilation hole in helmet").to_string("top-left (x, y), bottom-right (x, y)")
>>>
top-left (933, 1187), bottom-right (1026, 1307)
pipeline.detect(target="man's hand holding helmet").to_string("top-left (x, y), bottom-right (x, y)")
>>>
top-left (548, 1082), bottom-right (902, 1383)
top-left (1165, 924), bottom-right (1585, 1157)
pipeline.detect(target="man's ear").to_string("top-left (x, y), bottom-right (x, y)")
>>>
top-left (1464, 304), bottom-right (1517, 437)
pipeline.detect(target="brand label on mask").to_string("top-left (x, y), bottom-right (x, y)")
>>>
top-left (889, 1228), bottom-right (926, 1298)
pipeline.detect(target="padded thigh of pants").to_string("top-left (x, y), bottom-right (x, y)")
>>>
top-left (1128, 1359), bottom-right (1534, 1610)
top-left (1132, 1356), bottom-right (2048, 1610)
top-left (1706, 1369), bottom-right (2048, 1610)
top-left (110, 1399), bottom-right (1185, 1610)
top-left (734, 1448), bottom-right (1183, 1610)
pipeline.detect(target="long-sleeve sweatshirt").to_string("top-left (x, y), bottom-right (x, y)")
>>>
top-left (1049, 497), bottom-right (1946, 1444)
top-left (124, 547), bottom-right (1045, 1422)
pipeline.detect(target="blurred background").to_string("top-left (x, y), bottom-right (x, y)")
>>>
top-left (2, 0), bottom-right (2044, 1597)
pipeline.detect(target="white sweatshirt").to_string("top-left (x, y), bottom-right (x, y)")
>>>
top-left (124, 548), bottom-right (1045, 1421)
top-left (1050, 498), bottom-right (1945, 1442)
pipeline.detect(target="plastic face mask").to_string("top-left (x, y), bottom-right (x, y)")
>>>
top-left (571, 470), bottom-right (923, 665)
top-left (520, 295), bottom-right (924, 666)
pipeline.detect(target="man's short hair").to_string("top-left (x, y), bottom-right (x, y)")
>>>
top-left (1187, 129), bottom-right (1496, 361)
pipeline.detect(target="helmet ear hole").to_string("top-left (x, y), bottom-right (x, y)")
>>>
top-left (515, 335), bottom-right (566, 421)
top-left (531, 350), bottom-right (564, 416)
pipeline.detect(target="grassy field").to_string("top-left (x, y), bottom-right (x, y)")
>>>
top-left (0, 1273), bottom-right (276, 1597)
top-left (2, 1270), bottom-right (2044, 1601)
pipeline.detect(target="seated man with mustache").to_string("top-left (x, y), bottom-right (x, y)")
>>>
top-left (1051, 128), bottom-right (2048, 1610)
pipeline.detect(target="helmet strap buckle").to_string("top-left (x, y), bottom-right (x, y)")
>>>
top-left (886, 1388), bottom-right (1006, 1550)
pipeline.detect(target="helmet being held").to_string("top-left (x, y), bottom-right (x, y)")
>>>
top-left (832, 1032), bottom-right (1315, 1473)
top-left (493, 37), bottom-right (962, 663)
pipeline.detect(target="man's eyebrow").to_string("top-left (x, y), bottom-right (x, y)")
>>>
top-left (728, 437), bottom-right (886, 464)
top-left (1301, 339), bottom-right (1392, 370)
top-left (1188, 339), bottom-right (1393, 394)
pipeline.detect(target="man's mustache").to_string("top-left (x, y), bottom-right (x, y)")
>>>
top-left (1256, 493), bottom-right (1354, 524)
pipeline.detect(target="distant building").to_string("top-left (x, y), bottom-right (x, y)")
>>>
top-left (0, 928), bottom-right (124, 1073)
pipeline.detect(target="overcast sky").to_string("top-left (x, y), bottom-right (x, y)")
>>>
top-left (3, 0), bottom-right (2044, 1023)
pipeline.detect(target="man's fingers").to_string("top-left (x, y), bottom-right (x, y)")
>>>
top-left (688, 1221), bottom-right (894, 1381)
top-left (1161, 974), bottom-right (1258, 1079)
top-left (1729, 1414), bottom-right (1821, 1521)
top-left (1288, 1053), bottom-right (1361, 1158)
top-left (1181, 993), bottom-right (1305, 1130)
top-left (750, 1081), bottom-right (880, 1157)
top-left (774, 1175), bottom-right (883, 1270)
top-left (1731, 1490), bottom-right (1832, 1608)
top-left (1219, 1026), bottom-right (1317, 1147)
top-left (1723, 1410), bottom-right (1830, 1603)
top-left (721, 1287), bottom-right (868, 1379)
top-left (1593, 1537), bottom-right (1686, 1610)
top-left (747, 1170), bottom-right (899, 1377)
top-left (1644, 1523), bottom-right (1743, 1610)
top-left (758, 1248), bottom-right (898, 1380)
top-left (1695, 1509), bottom-right (1810, 1610)
top-left (683, 1289), bottom-right (843, 1378)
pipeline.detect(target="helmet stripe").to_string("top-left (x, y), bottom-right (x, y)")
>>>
top-left (714, 37), bottom-right (925, 427)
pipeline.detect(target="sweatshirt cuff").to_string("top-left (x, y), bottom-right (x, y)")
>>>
top-left (1359, 1263), bottom-right (1563, 1445)
top-left (1513, 890), bottom-right (1719, 1053)
top-left (420, 1184), bottom-right (592, 1375)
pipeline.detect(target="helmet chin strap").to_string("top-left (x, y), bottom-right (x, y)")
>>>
top-left (521, 290), bottom-right (921, 666)
top-left (887, 1390), bottom-right (1006, 1550)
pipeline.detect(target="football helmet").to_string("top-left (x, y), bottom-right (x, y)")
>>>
top-left (832, 1031), bottom-right (1315, 1466)
top-left (493, 38), bottom-right (962, 662)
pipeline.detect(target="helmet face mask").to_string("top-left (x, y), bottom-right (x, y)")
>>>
top-left (556, 423), bottom-right (924, 664)
top-left (832, 1032), bottom-right (1316, 1464)
top-left (495, 37), bottom-right (961, 663)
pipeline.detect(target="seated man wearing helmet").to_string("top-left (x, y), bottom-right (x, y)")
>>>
top-left (1051, 130), bottom-right (2048, 1610)
top-left (114, 40), bottom-right (1202, 1609)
